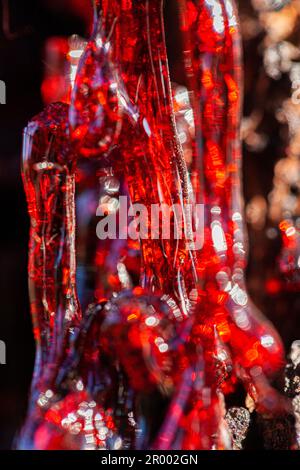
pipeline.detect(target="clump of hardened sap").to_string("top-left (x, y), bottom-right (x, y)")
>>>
top-left (19, 0), bottom-right (287, 450)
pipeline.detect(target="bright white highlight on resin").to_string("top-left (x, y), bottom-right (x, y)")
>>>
top-left (205, 0), bottom-right (225, 34)
top-left (212, 222), bottom-right (228, 252)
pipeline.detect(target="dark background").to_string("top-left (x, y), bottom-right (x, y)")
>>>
top-left (0, 0), bottom-right (298, 449)
top-left (0, 0), bottom-right (87, 449)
